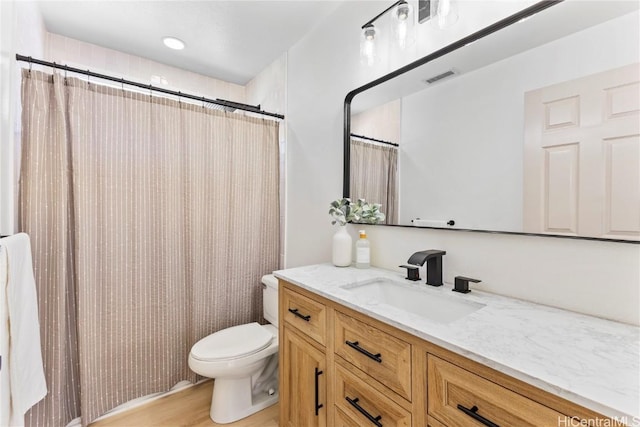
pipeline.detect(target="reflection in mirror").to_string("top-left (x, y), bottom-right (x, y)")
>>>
top-left (350, 100), bottom-right (400, 224)
top-left (346, 1), bottom-right (640, 241)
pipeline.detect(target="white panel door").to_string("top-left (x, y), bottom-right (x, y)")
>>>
top-left (524, 63), bottom-right (640, 240)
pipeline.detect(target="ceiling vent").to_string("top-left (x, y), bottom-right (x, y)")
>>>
top-left (423, 69), bottom-right (457, 84)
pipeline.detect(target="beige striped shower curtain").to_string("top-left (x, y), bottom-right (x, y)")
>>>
top-left (350, 139), bottom-right (398, 224)
top-left (19, 69), bottom-right (280, 426)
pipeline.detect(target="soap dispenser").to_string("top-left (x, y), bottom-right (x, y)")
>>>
top-left (355, 230), bottom-right (370, 269)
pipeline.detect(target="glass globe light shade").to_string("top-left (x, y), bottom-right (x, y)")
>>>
top-left (392, 1), bottom-right (415, 49)
top-left (360, 25), bottom-right (378, 66)
top-left (431, 0), bottom-right (459, 29)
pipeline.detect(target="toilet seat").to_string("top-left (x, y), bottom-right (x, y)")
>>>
top-left (190, 322), bottom-right (274, 362)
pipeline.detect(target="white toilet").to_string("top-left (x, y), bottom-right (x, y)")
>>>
top-left (188, 274), bottom-right (279, 424)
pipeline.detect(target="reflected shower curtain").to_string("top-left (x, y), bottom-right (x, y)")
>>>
top-left (350, 139), bottom-right (398, 224)
top-left (19, 70), bottom-right (280, 426)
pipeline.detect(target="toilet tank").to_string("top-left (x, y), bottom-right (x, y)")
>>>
top-left (262, 274), bottom-right (279, 327)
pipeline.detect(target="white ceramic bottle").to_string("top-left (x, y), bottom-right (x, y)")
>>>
top-left (355, 230), bottom-right (370, 269)
top-left (332, 225), bottom-right (352, 267)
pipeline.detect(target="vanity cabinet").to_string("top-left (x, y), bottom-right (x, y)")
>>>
top-left (280, 327), bottom-right (326, 427)
top-left (279, 280), bottom-right (613, 427)
top-left (280, 287), bottom-right (328, 427)
top-left (428, 355), bottom-right (564, 426)
top-left (281, 286), bottom-right (327, 346)
top-left (334, 359), bottom-right (412, 427)
top-left (334, 311), bottom-right (412, 401)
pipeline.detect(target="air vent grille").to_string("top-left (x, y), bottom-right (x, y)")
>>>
top-left (423, 69), bottom-right (456, 84)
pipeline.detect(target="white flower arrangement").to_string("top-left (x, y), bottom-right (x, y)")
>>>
top-left (329, 198), bottom-right (386, 226)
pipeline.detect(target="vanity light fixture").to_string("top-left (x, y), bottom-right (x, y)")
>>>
top-left (162, 36), bottom-right (185, 50)
top-left (360, 0), bottom-right (415, 65)
top-left (392, 0), bottom-right (415, 49)
top-left (360, 0), bottom-right (459, 66)
top-left (431, 0), bottom-right (458, 29)
top-left (360, 24), bottom-right (379, 66)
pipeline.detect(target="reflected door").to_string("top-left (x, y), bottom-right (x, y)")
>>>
top-left (523, 63), bottom-right (640, 240)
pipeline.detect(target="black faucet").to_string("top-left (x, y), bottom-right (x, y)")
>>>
top-left (452, 276), bottom-right (481, 294)
top-left (404, 250), bottom-right (446, 287)
top-left (399, 264), bottom-right (421, 281)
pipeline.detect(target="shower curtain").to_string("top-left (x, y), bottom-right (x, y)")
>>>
top-left (350, 139), bottom-right (398, 224)
top-left (19, 69), bottom-right (280, 426)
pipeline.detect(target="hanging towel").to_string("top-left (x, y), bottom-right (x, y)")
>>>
top-left (0, 243), bottom-right (8, 426)
top-left (0, 233), bottom-right (47, 426)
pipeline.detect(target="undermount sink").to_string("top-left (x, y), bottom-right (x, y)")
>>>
top-left (341, 278), bottom-right (485, 324)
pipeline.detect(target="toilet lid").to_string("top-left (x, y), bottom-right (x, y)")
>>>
top-left (191, 322), bottom-right (274, 361)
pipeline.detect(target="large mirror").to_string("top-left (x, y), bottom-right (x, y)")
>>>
top-left (344, 1), bottom-right (640, 242)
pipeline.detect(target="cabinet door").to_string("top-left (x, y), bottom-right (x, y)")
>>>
top-left (280, 327), bottom-right (326, 427)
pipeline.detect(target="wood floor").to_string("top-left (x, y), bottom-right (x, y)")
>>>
top-left (90, 381), bottom-right (279, 427)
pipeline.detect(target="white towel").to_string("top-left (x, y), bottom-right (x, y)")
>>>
top-left (413, 219), bottom-right (451, 227)
top-left (0, 233), bottom-right (47, 426)
top-left (1, 244), bottom-right (9, 426)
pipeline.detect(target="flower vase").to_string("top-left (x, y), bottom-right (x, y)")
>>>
top-left (332, 225), bottom-right (352, 267)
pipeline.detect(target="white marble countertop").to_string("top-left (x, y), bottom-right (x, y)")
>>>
top-left (274, 263), bottom-right (640, 421)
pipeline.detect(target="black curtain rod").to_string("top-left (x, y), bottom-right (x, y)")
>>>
top-left (16, 54), bottom-right (285, 120)
top-left (350, 133), bottom-right (399, 147)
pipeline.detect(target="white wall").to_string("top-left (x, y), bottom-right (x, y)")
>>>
top-left (246, 53), bottom-right (286, 116)
top-left (351, 99), bottom-right (401, 144)
top-left (285, 1), bottom-right (640, 325)
top-left (246, 53), bottom-right (287, 267)
top-left (46, 33), bottom-right (246, 103)
top-left (0, 1), bottom-right (47, 235)
top-left (0, 0), bottom-right (15, 235)
top-left (400, 11), bottom-right (640, 229)
top-left (358, 224), bottom-right (639, 325)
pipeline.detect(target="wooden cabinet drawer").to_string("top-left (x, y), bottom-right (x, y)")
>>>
top-left (334, 311), bottom-right (412, 401)
top-left (427, 415), bottom-right (447, 427)
top-left (335, 407), bottom-right (363, 427)
top-left (428, 355), bottom-right (565, 426)
top-left (282, 287), bottom-right (327, 346)
top-left (335, 361), bottom-right (411, 427)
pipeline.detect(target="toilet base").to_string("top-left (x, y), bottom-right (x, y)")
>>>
top-left (210, 377), bottom-right (279, 424)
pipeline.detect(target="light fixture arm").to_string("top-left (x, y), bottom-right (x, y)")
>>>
top-left (361, 0), bottom-right (404, 29)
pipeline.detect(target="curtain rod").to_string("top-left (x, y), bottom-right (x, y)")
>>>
top-left (350, 133), bottom-right (399, 147)
top-left (16, 54), bottom-right (285, 120)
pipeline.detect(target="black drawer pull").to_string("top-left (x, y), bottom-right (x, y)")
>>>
top-left (345, 340), bottom-right (382, 363)
top-left (346, 397), bottom-right (383, 427)
top-left (457, 404), bottom-right (499, 427)
top-left (288, 308), bottom-right (311, 321)
top-left (314, 368), bottom-right (323, 416)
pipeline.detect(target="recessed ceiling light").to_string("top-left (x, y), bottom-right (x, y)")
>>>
top-left (162, 37), bottom-right (185, 50)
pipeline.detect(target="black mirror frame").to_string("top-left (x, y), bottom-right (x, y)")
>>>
top-left (342, 0), bottom-right (638, 244)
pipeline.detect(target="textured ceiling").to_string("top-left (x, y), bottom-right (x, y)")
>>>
top-left (37, 1), bottom-right (343, 85)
